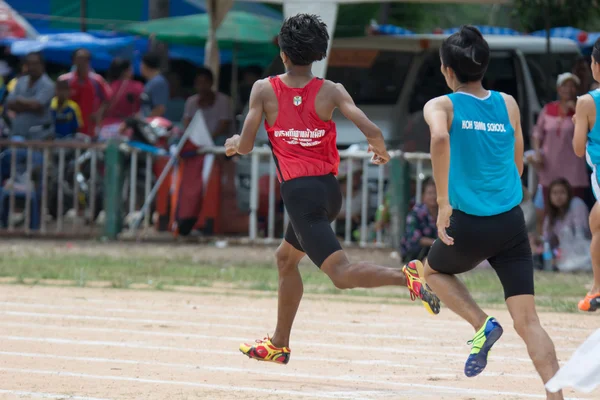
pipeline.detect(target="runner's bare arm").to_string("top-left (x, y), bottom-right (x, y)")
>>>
top-left (502, 93), bottom-right (524, 176)
top-left (226, 80), bottom-right (265, 156)
top-left (332, 83), bottom-right (389, 161)
top-left (424, 97), bottom-right (451, 204)
top-left (573, 95), bottom-right (593, 158)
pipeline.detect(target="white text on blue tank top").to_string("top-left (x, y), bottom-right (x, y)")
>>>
top-left (461, 120), bottom-right (506, 133)
top-left (274, 128), bottom-right (326, 147)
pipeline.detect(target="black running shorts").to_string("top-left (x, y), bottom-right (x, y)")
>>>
top-left (427, 206), bottom-right (534, 299)
top-left (281, 173), bottom-right (343, 267)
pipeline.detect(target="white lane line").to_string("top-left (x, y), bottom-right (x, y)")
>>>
top-left (0, 301), bottom-right (459, 330)
top-left (8, 295), bottom-right (593, 333)
top-left (0, 332), bottom-right (540, 366)
top-left (0, 310), bottom-right (578, 354)
top-left (0, 349), bottom-right (541, 384)
top-left (0, 300), bottom-right (591, 341)
top-left (0, 389), bottom-right (111, 400)
top-left (0, 317), bottom-right (533, 363)
top-left (0, 350), bottom-right (456, 384)
top-left (0, 367), bottom-right (396, 400)
top-left (0, 366), bottom-right (591, 400)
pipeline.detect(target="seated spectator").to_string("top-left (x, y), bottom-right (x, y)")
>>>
top-left (51, 79), bottom-right (83, 138)
top-left (400, 177), bottom-right (438, 262)
top-left (183, 67), bottom-right (233, 146)
top-left (543, 177), bottom-right (590, 250)
top-left (5, 52), bottom-right (55, 140)
top-left (103, 58), bottom-right (143, 127)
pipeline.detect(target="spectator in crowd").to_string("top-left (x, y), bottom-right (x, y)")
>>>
top-left (51, 79), bottom-right (83, 139)
top-left (183, 67), bottom-right (233, 146)
top-left (103, 58), bottom-right (143, 126)
top-left (6, 61), bottom-right (25, 94)
top-left (573, 56), bottom-right (595, 95)
top-left (237, 65), bottom-right (262, 114)
top-left (5, 52), bottom-right (55, 140)
top-left (336, 160), bottom-right (364, 239)
top-left (400, 177), bottom-right (438, 262)
top-left (531, 72), bottom-right (589, 202)
top-left (59, 48), bottom-right (112, 137)
top-left (164, 70), bottom-right (186, 123)
top-left (140, 52), bottom-right (169, 118)
top-left (543, 177), bottom-right (590, 250)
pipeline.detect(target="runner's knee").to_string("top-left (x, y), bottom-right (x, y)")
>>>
top-left (321, 252), bottom-right (353, 289)
top-left (327, 266), bottom-right (354, 290)
top-left (512, 313), bottom-right (541, 338)
top-left (275, 245), bottom-right (298, 274)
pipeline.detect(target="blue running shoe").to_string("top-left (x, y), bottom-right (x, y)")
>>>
top-left (464, 316), bottom-right (503, 377)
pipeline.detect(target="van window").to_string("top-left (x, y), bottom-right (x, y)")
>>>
top-left (408, 51), bottom-right (520, 114)
top-left (263, 49), bottom-right (413, 105)
top-left (525, 53), bottom-right (580, 106)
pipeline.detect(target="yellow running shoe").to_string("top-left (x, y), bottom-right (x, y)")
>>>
top-left (402, 260), bottom-right (441, 315)
top-left (239, 336), bottom-right (291, 365)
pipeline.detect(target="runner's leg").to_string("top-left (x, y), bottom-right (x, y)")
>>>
top-left (506, 295), bottom-right (563, 400)
top-left (588, 202), bottom-right (600, 294)
top-left (270, 229), bottom-right (306, 348)
top-left (423, 263), bottom-right (488, 330)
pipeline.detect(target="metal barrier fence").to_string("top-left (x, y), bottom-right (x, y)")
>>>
top-left (0, 140), bottom-right (538, 249)
top-left (0, 140), bottom-right (105, 237)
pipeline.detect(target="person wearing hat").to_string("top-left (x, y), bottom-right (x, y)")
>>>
top-left (530, 72), bottom-right (590, 213)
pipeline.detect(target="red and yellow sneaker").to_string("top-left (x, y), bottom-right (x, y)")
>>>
top-left (578, 293), bottom-right (600, 312)
top-left (402, 260), bottom-right (441, 315)
top-left (239, 336), bottom-right (291, 365)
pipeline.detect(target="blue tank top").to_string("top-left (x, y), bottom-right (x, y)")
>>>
top-left (447, 91), bottom-right (522, 216)
top-left (586, 90), bottom-right (600, 166)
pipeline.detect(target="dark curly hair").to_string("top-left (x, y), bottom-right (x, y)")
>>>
top-left (278, 14), bottom-right (329, 66)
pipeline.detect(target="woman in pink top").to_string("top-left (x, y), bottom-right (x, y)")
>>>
top-left (102, 59), bottom-right (144, 127)
top-left (532, 73), bottom-right (590, 202)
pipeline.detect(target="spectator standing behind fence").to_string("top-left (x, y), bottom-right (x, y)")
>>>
top-left (5, 52), bottom-right (54, 140)
top-left (103, 59), bottom-right (143, 126)
top-left (140, 52), bottom-right (169, 118)
top-left (530, 73), bottom-right (589, 202)
top-left (51, 79), bottom-right (83, 138)
top-left (543, 178), bottom-right (590, 250)
top-left (183, 68), bottom-right (233, 145)
top-left (6, 62), bottom-right (25, 94)
top-left (400, 177), bottom-right (438, 262)
top-left (59, 49), bottom-right (111, 137)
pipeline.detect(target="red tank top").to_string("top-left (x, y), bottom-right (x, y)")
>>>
top-left (265, 76), bottom-right (339, 182)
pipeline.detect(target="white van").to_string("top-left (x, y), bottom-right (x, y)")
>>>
top-left (235, 34), bottom-right (581, 213)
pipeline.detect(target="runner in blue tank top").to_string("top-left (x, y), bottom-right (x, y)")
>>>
top-left (572, 38), bottom-right (600, 313)
top-left (422, 26), bottom-right (563, 399)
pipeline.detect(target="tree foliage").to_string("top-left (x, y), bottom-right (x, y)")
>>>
top-left (513, 0), bottom-right (600, 32)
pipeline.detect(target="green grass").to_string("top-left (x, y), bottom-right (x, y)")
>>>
top-left (0, 252), bottom-right (592, 313)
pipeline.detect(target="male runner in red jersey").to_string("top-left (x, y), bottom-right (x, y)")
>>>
top-left (225, 14), bottom-right (440, 365)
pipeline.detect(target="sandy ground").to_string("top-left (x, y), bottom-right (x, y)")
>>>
top-left (0, 284), bottom-right (596, 400)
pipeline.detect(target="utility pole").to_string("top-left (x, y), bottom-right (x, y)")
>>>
top-left (148, 0), bottom-right (170, 71)
top-left (378, 2), bottom-right (391, 25)
top-left (80, 0), bottom-right (87, 32)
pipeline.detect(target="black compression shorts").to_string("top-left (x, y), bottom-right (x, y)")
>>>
top-left (281, 173), bottom-right (342, 267)
top-left (427, 205), bottom-right (534, 299)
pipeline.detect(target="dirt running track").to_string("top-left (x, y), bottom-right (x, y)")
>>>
top-left (0, 286), bottom-right (597, 400)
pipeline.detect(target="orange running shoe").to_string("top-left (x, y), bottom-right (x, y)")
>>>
top-left (578, 293), bottom-right (600, 312)
top-left (402, 260), bottom-right (441, 315)
top-left (239, 336), bottom-right (291, 365)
